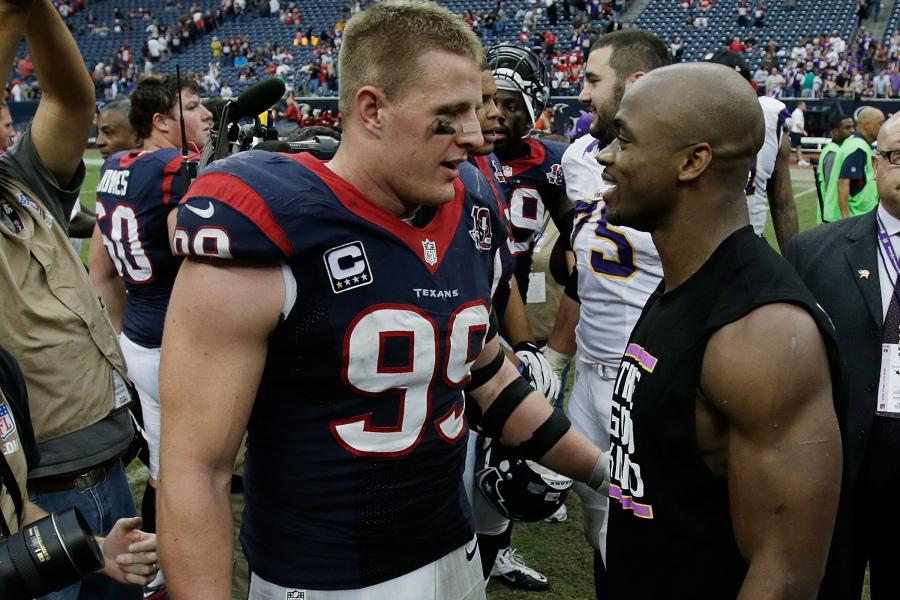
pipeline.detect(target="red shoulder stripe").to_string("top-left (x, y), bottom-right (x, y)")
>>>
top-left (502, 138), bottom-right (546, 178)
top-left (183, 172), bottom-right (294, 256)
top-left (161, 154), bottom-right (184, 205)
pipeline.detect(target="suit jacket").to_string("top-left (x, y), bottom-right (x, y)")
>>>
top-left (786, 211), bottom-right (880, 485)
top-left (787, 212), bottom-right (879, 600)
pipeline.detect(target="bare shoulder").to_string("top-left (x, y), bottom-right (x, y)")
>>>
top-left (701, 302), bottom-right (831, 430)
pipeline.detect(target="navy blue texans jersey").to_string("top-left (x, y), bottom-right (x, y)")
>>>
top-left (470, 152), bottom-right (516, 318)
top-left (496, 138), bottom-right (567, 297)
top-left (175, 151), bottom-right (507, 590)
top-left (95, 148), bottom-right (190, 348)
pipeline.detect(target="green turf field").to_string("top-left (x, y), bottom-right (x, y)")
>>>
top-left (79, 154), bottom-right (856, 599)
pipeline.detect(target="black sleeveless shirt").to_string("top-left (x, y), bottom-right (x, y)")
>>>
top-left (605, 226), bottom-right (842, 599)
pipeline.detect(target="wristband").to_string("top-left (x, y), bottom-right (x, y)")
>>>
top-left (588, 453), bottom-right (612, 494)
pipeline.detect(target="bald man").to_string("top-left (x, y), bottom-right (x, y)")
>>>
top-left (789, 112), bottom-right (900, 599)
top-left (597, 63), bottom-right (843, 599)
top-left (833, 107), bottom-right (885, 221)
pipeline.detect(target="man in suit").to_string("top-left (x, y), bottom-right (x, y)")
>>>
top-left (787, 111), bottom-right (900, 600)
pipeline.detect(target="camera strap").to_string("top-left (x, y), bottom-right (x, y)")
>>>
top-left (0, 448), bottom-right (24, 537)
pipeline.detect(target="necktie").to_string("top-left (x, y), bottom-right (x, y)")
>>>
top-left (883, 284), bottom-right (900, 344)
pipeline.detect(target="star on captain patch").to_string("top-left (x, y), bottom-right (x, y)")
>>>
top-left (859, 269), bottom-right (870, 279)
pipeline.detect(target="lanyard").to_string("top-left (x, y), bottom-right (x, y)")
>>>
top-left (877, 215), bottom-right (900, 280)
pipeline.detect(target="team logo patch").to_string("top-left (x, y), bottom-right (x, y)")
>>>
top-left (323, 241), bottom-right (373, 294)
top-left (546, 163), bottom-right (564, 186)
top-left (469, 206), bottom-right (493, 251)
top-left (0, 402), bottom-right (16, 441)
top-left (422, 239), bottom-right (438, 266)
top-left (285, 591), bottom-right (306, 600)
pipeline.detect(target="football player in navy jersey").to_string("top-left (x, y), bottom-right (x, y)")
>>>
top-left (463, 64), bottom-right (560, 592)
top-left (158, 2), bottom-right (610, 599)
top-left (488, 43), bottom-right (574, 301)
top-left (87, 75), bottom-right (211, 598)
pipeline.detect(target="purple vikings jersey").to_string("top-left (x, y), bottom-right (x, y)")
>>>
top-left (495, 138), bottom-right (567, 296)
top-left (95, 148), bottom-right (190, 348)
top-left (174, 151), bottom-right (507, 590)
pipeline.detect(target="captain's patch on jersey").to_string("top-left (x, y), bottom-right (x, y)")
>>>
top-left (324, 241), bottom-right (373, 294)
top-left (0, 402), bottom-right (16, 441)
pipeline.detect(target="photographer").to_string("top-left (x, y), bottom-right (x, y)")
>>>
top-left (0, 345), bottom-right (159, 596)
top-left (0, 0), bottom-right (144, 597)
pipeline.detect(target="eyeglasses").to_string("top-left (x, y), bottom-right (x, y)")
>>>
top-left (876, 148), bottom-right (900, 166)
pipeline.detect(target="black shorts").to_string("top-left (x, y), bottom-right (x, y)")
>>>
top-left (790, 131), bottom-right (803, 148)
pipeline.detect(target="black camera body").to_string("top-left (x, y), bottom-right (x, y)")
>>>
top-left (0, 507), bottom-right (104, 600)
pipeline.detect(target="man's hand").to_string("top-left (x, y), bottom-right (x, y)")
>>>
top-left (99, 517), bottom-right (158, 586)
top-left (514, 341), bottom-right (561, 401)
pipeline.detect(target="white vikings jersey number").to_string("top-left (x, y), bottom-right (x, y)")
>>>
top-left (563, 135), bottom-right (663, 366)
top-left (746, 96), bottom-right (787, 235)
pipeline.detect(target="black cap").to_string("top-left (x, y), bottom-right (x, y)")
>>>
top-left (704, 49), bottom-right (752, 82)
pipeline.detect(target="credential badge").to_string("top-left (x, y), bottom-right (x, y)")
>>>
top-left (324, 241), bottom-right (374, 294)
top-left (422, 239), bottom-right (438, 266)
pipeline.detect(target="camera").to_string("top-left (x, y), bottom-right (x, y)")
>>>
top-left (0, 507), bottom-right (104, 600)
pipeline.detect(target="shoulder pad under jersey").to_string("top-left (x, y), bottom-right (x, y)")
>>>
top-left (174, 150), bottom-right (318, 260)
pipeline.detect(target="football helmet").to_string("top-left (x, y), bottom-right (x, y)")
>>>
top-left (475, 434), bottom-right (573, 522)
top-left (487, 43), bottom-right (551, 129)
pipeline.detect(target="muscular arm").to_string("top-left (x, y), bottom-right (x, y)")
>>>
top-left (837, 179), bottom-right (851, 219)
top-left (158, 258), bottom-right (283, 598)
top-left (88, 224), bottom-right (126, 332)
top-left (700, 303), bottom-right (841, 599)
top-left (501, 278), bottom-right (537, 346)
top-left (547, 292), bottom-right (580, 356)
top-left (469, 334), bottom-right (602, 483)
top-left (22, 0), bottom-right (95, 185)
top-left (767, 134), bottom-right (798, 252)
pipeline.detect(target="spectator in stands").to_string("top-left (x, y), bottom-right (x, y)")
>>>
top-left (765, 66), bottom-right (785, 97)
top-left (753, 64), bottom-right (770, 94)
top-left (736, 0), bottom-right (749, 26)
top-left (670, 36), bottom-right (684, 62)
top-left (221, 82), bottom-right (233, 100)
top-left (753, 3), bottom-right (765, 27)
top-left (211, 36), bottom-right (222, 59)
top-left (729, 36), bottom-right (746, 53)
top-left (874, 69), bottom-right (891, 98)
top-left (0, 100), bottom-right (14, 151)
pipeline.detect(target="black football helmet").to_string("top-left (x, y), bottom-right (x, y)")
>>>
top-left (474, 434), bottom-right (573, 522)
top-left (487, 43), bottom-right (551, 129)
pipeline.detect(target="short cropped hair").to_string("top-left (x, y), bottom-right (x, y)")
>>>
top-left (830, 113), bottom-right (852, 130)
top-left (592, 29), bottom-right (671, 82)
top-left (101, 99), bottom-right (131, 117)
top-left (129, 75), bottom-right (202, 139)
top-left (338, 0), bottom-right (483, 114)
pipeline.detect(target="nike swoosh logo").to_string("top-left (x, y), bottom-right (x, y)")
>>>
top-left (185, 202), bottom-right (215, 219)
top-left (465, 538), bottom-right (478, 562)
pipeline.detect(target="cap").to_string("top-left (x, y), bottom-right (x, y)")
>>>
top-left (704, 49), bottom-right (752, 82)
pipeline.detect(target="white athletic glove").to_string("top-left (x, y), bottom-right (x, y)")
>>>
top-left (541, 345), bottom-right (572, 383)
top-left (514, 342), bottom-right (561, 401)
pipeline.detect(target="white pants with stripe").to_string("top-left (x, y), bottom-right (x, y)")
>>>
top-left (566, 358), bottom-right (615, 559)
top-left (248, 538), bottom-right (485, 600)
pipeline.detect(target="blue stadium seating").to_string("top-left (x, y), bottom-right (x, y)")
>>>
top-left (7, 0), bottom-right (875, 97)
top-left (635, 0), bottom-right (856, 70)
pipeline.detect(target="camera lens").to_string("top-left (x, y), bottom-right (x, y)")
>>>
top-left (0, 507), bottom-right (103, 599)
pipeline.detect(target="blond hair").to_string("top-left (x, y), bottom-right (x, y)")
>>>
top-left (339, 0), bottom-right (483, 114)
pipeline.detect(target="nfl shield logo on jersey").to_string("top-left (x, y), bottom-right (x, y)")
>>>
top-left (285, 591), bottom-right (306, 600)
top-left (323, 241), bottom-right (374, 294)
top-left (0, 402), bottom-right (16, 440)
top-left (469, 207), bottom-right (493, 251)
top-left (422, 239), bottom-right (438, 266)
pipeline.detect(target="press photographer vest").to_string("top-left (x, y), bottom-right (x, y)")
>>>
top-left (0, 175), bottom-right (133, 477)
